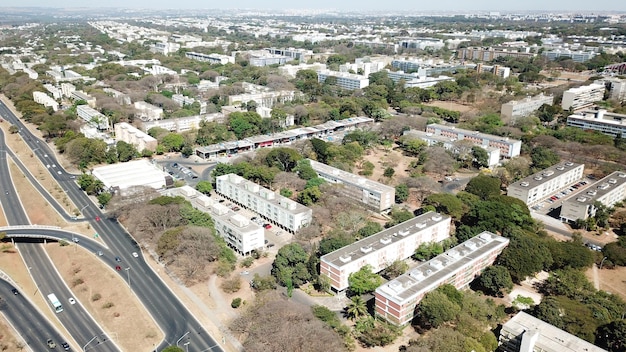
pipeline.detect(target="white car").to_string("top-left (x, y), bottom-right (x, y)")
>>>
top-left (132, 252), bottom-right (139, 258)
top-left (68, 297), bottom-right (76, 305)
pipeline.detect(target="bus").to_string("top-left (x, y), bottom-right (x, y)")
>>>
top-left (47, 293), bottom-right (63, 313)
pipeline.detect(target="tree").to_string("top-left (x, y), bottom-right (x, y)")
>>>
top-left (477, 265), bottom-right (513, 297)
top-left (530, 146), bottom-right (560, 169)
top-left (401, 138), bottom-right (428, 157)
top-left (348, 265), bottom-right (383, 295)
top-left (498, 233), bottom-right (553, 282)
top-left (471, 146), bottom-right (489, 168)
top-left (345, 296), bottom-right (368, 321)
top-left (465, 175), bottom-right (501, 200)
top-left (161, 133), bottom-right (185, 152)
top-left (413, 242), bottom-right (444, 261)
top-left (265, 148), bottom-right (302, 172)
top-left (271, 243), bottom-right (311, 287)
top-left (383, 167), bottom-right (395, 178)
top-left (596, 320), bottom-right (626, 352)
top-left (162, 347), bottom-right (184, 352)
top-left (297, 186), bottom-right (321, 206)
top-left (417, 290), bottom-right (461, 328)
top-left (395, 184), bottom-right (409, 203)
top-left (423, 193), bottom-right (465, 219)
top-left (357, 221), bottom-right (383, 239)
top-left (381, 260), bottom-right (409, 279)
top-left (195, 181), bottom-right (213, 195)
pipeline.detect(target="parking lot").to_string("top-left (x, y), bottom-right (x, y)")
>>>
top-left (530, 179), bottom-right (591, 214)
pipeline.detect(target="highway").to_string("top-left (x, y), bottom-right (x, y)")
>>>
top-left (0, 100), bottom-right (223, 351)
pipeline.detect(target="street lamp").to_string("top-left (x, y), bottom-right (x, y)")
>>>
top-left (600, 256), bottom-right (608, 269)
top-left (80, 205), bottom-right (89, 217)
top-left (183, 342), bottom-right (190, 352)
top-left (124, 267), bottom-right (131, 288)
top-left (176, 331), bottom-right (190, 346)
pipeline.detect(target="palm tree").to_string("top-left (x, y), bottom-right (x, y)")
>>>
top-left (345, 296), bottom-right (368, 321)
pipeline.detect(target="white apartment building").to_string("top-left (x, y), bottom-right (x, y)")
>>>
top-left (507, 162), bottom-right (584, 206)
top-left (227, 90), bottom-right (298, 109)
top-left (457, 47), bottom-right (535, 62)
top-left (71, 91), bottom-right (96, 108)
top-left (499, 312), bottom-right (607, 352)
top-left (307, 159), bottom-right (395, 213)
top-left (216, 174), bottom-right (312, 233)
top-left (61, 83), bottom-right (76, 98)
top-left (164, 186), bottom-right (265, 255)
top-left (320, 212), bottom-right (451, 292)
top-left (145, 65), bottom-right (177, 76)
top-left (542, 49), bottom-right (597, 63)
top-left (77, 105), bottom-right (108, 130)
top-left (32, 91), bottom-right (59, 112)
top-left (611, 81), bottom-right (626, 102)
top-left (339, 61), bottom-right (385, 77)
top-left (384, 69), bottom-right (454, 88)
top-left (375, 232), bottom-right (509, 326)
top-left (566, 109), bottom-right (626, 138)
top-left (398, 38), bottom-right (445, 51)
top-left (185, 52), bottom-right (235, 65)
top-left (560, 171), bottom-right (626, 223)
top-left (114, 122), bottom-right (157, 152)
top-left (501, 93), bottom-right (555, 119)
top-left (561, 84), bottom-right (605, 110)
top-left (248, 52), bottom-right (289, 67)
top-left (278, 63), bottom-right (327, 78)
top-left (425, 124), bottom-right (522, 158)
top-left (43, 84), bottom-right (62, 100)
top-left (266, 47), bottom-right (313, 61)
top-left (103, 88), bottom-right (131, 105)
top-left (150, 41), bottom-right (181, 55)
top-left (317, 69), bottom-right (369, 90)
top-left (172, 94), bottom-right (195, 107)
top-left (134, 101), bottom-right (164, 121)
top-left (141, 113), bottom-right (226, 133)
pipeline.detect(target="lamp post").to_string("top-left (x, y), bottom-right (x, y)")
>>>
top-left (124, 267), bottom-right (131, 288)
top-left (82, 335), bottom-right (98, 352)
top-left (183, 342), bottom-right (190, 352)
top-left (80, 205), bottom-right (89, 217)
top-left (600, 256), bottom-right (608, 269)
top-left (176, 331), bottom-right (190, 346)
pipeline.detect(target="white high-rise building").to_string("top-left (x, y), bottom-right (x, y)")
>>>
top-left (317, 69), bottom-right (369, 90)
top-left (561, 84), bottom-right (605, 110)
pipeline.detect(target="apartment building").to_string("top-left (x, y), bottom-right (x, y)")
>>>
top-left (150, 41), bottom-right (181, 55)
top-left (457, 47), bottom-right (535, 61)
top-left (566, 109), bottom-right (626, 138)
top-left (227, 90), bottom-right (298, 109)
top-left (499, 312), bottom-right (607, 352)
top-left (248, 52), bottom-right (289, 67)
top-left (278, 63), bottom-right (327, 78)
top-left (501, 93), bottom-right (554, 119)
top-left (134, 101), bottom-right (164, 121)
top-left (425, 124), bottom-right (522, 158)
top-left (215, 174), bottom-right (312, 233)
top-left (375, 232), bottom-right (509, 326)
top-left (384, 69), bottom-right (454, 88)
top-left (141, 113), bottom-right (226, 133)
top-left (542, 49), bottom-right (597, 62)
top-left (317, 69), bottom-right (369, 90)
top-left (172, 94), bottom-right (195, 107)
top-left (77, 105), bottom-right (108, 130)
top-left (611, 81), bottom-right (626, 102)
top-left (266, 47), bottom-right (313, 61)
top-left (398, 38), bottom-right (445, 51)
top-left (103, 88), bottom-right (131, 105)
top-left (472, 63), bottom-right (511, 78)
top-left (561, 84), bottom-right (605, 110)
top-left (307, 159), bottom-right (395, 213)
top-left (185, 52), bottom-right (235, 65)
top-left (43, 84), bottom-right (62, 100)
top-left (32, 91), bottom-right (59, 112)
top-left (320, 212), bottom-right (451, 292)
top-left (61, 83), bottom-right (76, 98)
top-left (164, 186), bottom-right (264, 255)
top-left (114, 122), bottom-right (157, 152)
top-left (71, 91), bottom-right (96, 108)
top-left (507, 162), bottom-right (584, 206)
top-left (402, 130), bottom-right (501, 167)
top-left (560, 171), bottom-right (626, 223)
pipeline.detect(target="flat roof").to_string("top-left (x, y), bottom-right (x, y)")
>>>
top-left (376, 232), bottom-right (509, 303)
top-left (321, 212), bottom-right (450, 268)
top-left (92, 159), bottom-right (166, 190)
top-left (565, 83), bottom-right (605, 93)
top-left (568, 109), bottom-right (626, 127)
top-left (308, 159), bottom-right (394, 195)
top-left (502, 312), bottom-right (607, 352)
top-left (509, 161), bottom-right (583, 189)
top-left (426, 123), bottom-right (521, 145)
top-left (563, 171), bottom-right (626, 206)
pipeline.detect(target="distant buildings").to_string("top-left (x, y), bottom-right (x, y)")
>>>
top-left (32, 91), bottom-right (59, 112)
top-left (560, 171), bottom-right (626, 223)
top-left (185, 52), bottom-right (235, 65)
top-left (566, 109), bottom-right (626, 137)
top-left (70, 91), bottom-right (96, 108)
top-left (542, 49), bottom-right (597, 62)
top-left (375, 232), bottom-right (509, 326)
top-left (457, 47), bottom-right (535, 62)
top-left (320, 212), bottom-right (451, 291)
top-left (499, 312), bottom-right (607, 352)
top-left (425, 124), bottom-right (522, 158)
top-left (77, 105), bottom-right (109, 130)
top-left (278, 63), bottom-right (327, 78)
top-left (501, 93), bottom-right (555, 119)
top-left (507, 162), bottom-right (584, 206)
top-left (469, 63), bottom-right (511, 78)
top-left (266, 47), bottom-right (313, 61)
top-left (227, 90), bottom-right (299, 109)
top-left (216, 174), bottom-right (313, 233)
top-left (134, 101), bottom-right (164, 121)
top-left (317, 69), bottom-right (369, 90)
top-left (142, 113), bottom-right (226, 133)
top-left (307, 159), bottom-right (395, 213)
top-left (383, 69), bottom-right (454, 88)
top-left (561, 84), bottom-right (605, 110)
top-left (114, 122), bottom-right (157, 152)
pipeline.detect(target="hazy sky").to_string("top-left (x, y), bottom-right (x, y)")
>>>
top-left (8, 0), bottom-right (626, 11)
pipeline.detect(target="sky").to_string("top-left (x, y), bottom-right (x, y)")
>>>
top-left (8, 0), bottom-right (626, 12)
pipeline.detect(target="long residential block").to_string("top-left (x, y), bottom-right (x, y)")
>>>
top-left (320, 212), bottom-right (451, 292)
top-left (560, 171), bottom-right (626, 223)
top-left (561, 84), bottom-right (605, 110)
top-left (375, 231), bottom-right (509, 326)
top-left (501, 93), bottom-right (554, 119)
top-left (425, 123), bottom-right (521, 158)
top-left (566, 109), bottom-right (626, 138)
top-left (317, 69), bottom-right (369, 90)
top-left (215, 174), bottom-right (312, 233)
top-left (114, 122), bottom-right (157, 152)
top-left (307, 159), bottom-right (395, 213)
top-left (507, 161), bottom-right (584, 206)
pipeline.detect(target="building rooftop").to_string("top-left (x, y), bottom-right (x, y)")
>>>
top-left (565, 83), bottom-right (605, 93)
top-left (502, 312), bottom-right (607, 352)
top-left (564, 171), bottom-right (626, 206)
top-left (376, 232), bottom-right (509, 303)
top-left (568, 109), bottom-right (626, 127)
top-left (308, 159), bottom-right (395, 195)
top-left (322, 212), bottom-right (450, 268)
top-left (92, 159), bottom-right (167, 190)
top-left (426, 123), bottom-right (521, 145)
top-left (509, 161), bottom-right (582, 189)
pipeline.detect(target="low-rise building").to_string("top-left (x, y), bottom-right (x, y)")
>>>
top-left (278, 63), bottom-right (327, 78)
top-left (43, 84), bottom-right (62, 100)
top-left (61, 83), bottom-right (76, 98)
top-left (172, 94), bottom-right (196, 107)
top-left (71, 91), bottom-right (97, 108)
top-left (425, 124), bottom-right (522, 158)
top-left (566, 109), bottom-right (626, 138)
top-left (77, 105), bottom-right (108, 130)
top-left (92, 159), bottom-right (171, 194)
top-left (114, 122), bottom-right (157, 152)
top-left (185, 52), bottom-right (235, 65)
top-left (501, 93), bottom-right (554, 119)
top-left (457, 47), bottom-right (535, 62)
top-left (227, 90), bottom-right (298, 109)
top-left (561, 84), bottom-right (605, 110)
top-left (375, 232), bottom-right (509, 326)
top-left (321, 212), bottom-right (451, 292)
top-left (134, 101), bottom-right (164, 121)
top-left (32, 91), bottom-right (59, 112)
top-left (499, 312), bottom-right (607, 352)
top-left (542, 49), bottom-right (597, 62)
top-left (307, 159), bottom-right (395, 213)
top-left (216, 174), bottom-right (312, 233)
top-left (266, 47), bottom-right (313, 61)
top-left (103, 87), bottom-right (131, 105)
top-left (507, 162), bottom-right (584, 206)
top-left (141, 113), bottom-right (226, 133)
top-left (560, 171), bottom-right (626, 223)
top-left (317, 69), bottom-right (369, 90)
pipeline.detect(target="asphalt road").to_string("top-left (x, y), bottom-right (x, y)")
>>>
top-left (0, 101), bottom-right (223, 352)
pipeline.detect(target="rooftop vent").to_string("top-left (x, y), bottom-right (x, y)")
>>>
top-left (398, 230), bottom-right (410, 237)
top-left (619, 173), bottom-right (626, 178)
top-left (565, 162), bottom-right (574, 166)
top-left (556, 166), bottom-right (565, 171)
top-left (431, 214), bottom-right (443, 221)
top-left (339, 254), bottom-right (352, 263)
top-left (479, 232), bottom-right (493, 241)
top-left (464, 241), bottom-right (477, 250)
top-left (598, 183), bottom-right (610, 190)
top-left (430, 260), bottom-right (443, 270)
top-left (520, 181), bottom-right (529, 187)
top-left (609, 178), bottom-right (617, 184)
top-left (543, 170), bottom-right (554, 177)
top-left (380, 237), bottom-right (392, 245)
top-left (534, 176), bottom-right (543, 181)
top-left (416, 222), bottom-right (426, 229)
top-left (410, 269), bottom-right (425, 281)
top-left (360, 246), bottom-right (373, 254)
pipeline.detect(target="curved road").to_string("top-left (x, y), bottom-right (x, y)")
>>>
top-left (0, 101), bottom-right (223, 351)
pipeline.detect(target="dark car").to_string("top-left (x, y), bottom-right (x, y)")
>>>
top-left (61, 341), bottom-right (70, 350)
top-left (115, 256), bottom-right (121, 262)
top-left (11, 288), bottom-right (18, 295)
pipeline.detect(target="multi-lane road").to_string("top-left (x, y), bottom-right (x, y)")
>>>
top-left (0, 101), bottom-right (224, 351)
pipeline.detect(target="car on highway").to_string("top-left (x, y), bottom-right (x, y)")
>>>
top-left (11, 288), bottom-right (18, 295)
top-left (264, 224), bottom-right (272, 229)
top-left (97, 250), bottom-right (103, 256)
top-left (47, 339), bottom-right (56, 349)
top-left (115, 256), bottom-right (121, 262)
top-left (115, 265), bottom-right (122, 271)
top-left (95, 216), bottom-right (101, 221)
top-left (68, 297), bottom-right (76, 305)
top-left (72, 237), bottom-right (79, 243)
top-left (132, 252), bottom-right (139, 258)
top-left (61, 341), bottom-right (70, 350)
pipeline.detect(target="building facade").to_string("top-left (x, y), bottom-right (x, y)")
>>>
top-left (375, 232), bottom-right (509, 326)
top-left (560, 171), bottom-right (626, 222)
top-left (317, 69), bottom-right (369, 90)
top-left (32, 91), bottom-right (59, 111)
top-left (507, 162), bottom-right (584, 206)
top-left (308, 159), bottom-right (395, 213)
top-left (114, 122), bottom-right (157, 152)
top-left (216, 174), bottom-right (312, 233)
top-left (77, 105), bottom-right (109, 130)
top-left (566, 109), bottom-right (626, 138)
top-left (185, 52), bottom-right (235, 65)
top-left (321, 212), bottom-right (451, 291)
top-left (501, 94), bottom-right (554, 119)
top-left (561, 84), bottom-right (605, 110)
top-left (134, 101), bottom-right (164, 121)
top-left (425, 124), bottom-right (522, 158)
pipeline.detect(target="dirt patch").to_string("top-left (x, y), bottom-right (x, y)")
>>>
top-left (585, 266), bottom-right (626, 301)
top-left (424, 101), bottom-right (477, 113)
top-left (362, 147), bottom-right (414, 187)
top-left (0, 314), bottom-right (24, 350)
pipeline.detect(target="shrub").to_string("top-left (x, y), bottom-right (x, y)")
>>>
top-left (221, 276), bottom-right (242, 294)
top-left (91, 293), bottom-right (102, 301)
top-left (102, 302), bottom-right (114, 309)
top-left (71, 278), bottom-right (84, 287)
top-left (231, 298), bottom-right (242, 308)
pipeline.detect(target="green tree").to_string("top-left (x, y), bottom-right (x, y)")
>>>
top-left (348, 265), bottom-right (383, 295)
top-left (381, 260), bottom-right (409, 279)
top-left (195, 181), bottom-right (213, 194)
top-left (297, 186), bottom-right (322, 205)
top-left (395, 184), bottom-right (409, 203)
top-left (97, 192), bottom-right (112, 207)
top-left (417, 290), bottom-right (461, 328)
top-left (498, 233), bottom-right (553, 282)
top-left (400, 138), bottom-right (427, 157)
top-left (471, 146), bottom-right (489, 168)
top-left (530, 146), bottom-right (560, 169)
top-left (383, 167), bottom-right (395, 178)
top-left (162, 347), bottom-right (184, 352)
top-left (413, 242), bottom-right (444, 261)
top-left (345, 296), bottom-right (368, 321)
top-left (465, 174), bottom-right (501, 200)
top-left (116, 141), bottom-right (138, 162)
top-left (423, 193), bottom-right (465, 219)
top-left (596, 320), bottom-right (626, 352)
top-left (357, 221), bottom-right (383, 238)
top-left (271, 243), bottom-right (311, 287)
top-left (161, 133), bottom-right (185, 152)
top-left (265, 148), bottom-right (302, 172)
top-left (477, 265), bottom-right (513, 297)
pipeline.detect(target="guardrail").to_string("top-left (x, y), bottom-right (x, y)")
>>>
top-left (0, 225), bottom-right (61, 231)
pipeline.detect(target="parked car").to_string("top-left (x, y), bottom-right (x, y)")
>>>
top-left (264, 224), bottom-right (272, 229)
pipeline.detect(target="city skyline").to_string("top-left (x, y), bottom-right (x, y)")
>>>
top-left (3, 0), bottom-right (626, 12)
